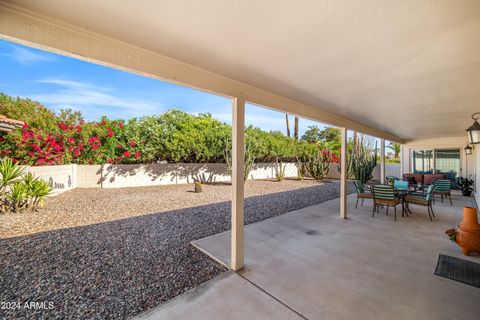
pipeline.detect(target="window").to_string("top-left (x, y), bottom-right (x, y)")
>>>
top-left (435, 149), bottom-right (460, 177)
top-left (412, 150), bottom-right (433, 173)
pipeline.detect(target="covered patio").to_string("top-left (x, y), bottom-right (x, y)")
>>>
top-left (139, 193), bottom-right (480, 319)
top-left (1, 1), bottom-right (480, 319)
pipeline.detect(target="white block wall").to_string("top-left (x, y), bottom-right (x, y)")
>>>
top-left (23, 162), bottom-right (401, 194)
top-left (24, 164), bottom-right (77, 195)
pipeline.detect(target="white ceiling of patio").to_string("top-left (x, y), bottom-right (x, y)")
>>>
top-left (3, 0), bottom-right (480, 140)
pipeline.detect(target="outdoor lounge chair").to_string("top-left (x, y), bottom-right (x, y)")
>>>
top-left (354, 180), bottom-right (373, 208)
top-left (372, 184), bottom-right (402, 221)
top-left (433, 179), bottom-right (453, 205)
top-left (404, 184), bottom-right (436, 221)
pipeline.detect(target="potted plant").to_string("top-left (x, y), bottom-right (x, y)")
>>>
top-left (456, 176), bottom-right (474, 197)
top-left (194, 181), bottom-right (202, 193)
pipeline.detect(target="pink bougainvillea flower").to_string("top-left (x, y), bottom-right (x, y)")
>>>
top-left (22, 122), bottom-right (29, 129)
top-left (118, 122), bottom-right (124, 128)
top-left (58, 122), bottom-right (68, 130)
top-left (129, 140), bottom-right (136, 147)
top-left (67, 137), bottom-right (75, 144)
top-left (117, 144), bottom-right (123, 149)
top-left (28, 151), bottom-right (35, 157)
top-left (123, 151), bottom-right (131, 157)
top-left (22, 130), bottom-right (35, 140)
top-left (75, 125), bottom-right (82, 133)
top-left (107, 131), bottom-right (114, 137)
top-left (53, 144), bottom-right (63, 152)
top-left (134, 151), bottom-right (141, 158)
top-left (88, 136), bottom-right (100, 144)
top-left (101, 120), bottom-right (107, 126)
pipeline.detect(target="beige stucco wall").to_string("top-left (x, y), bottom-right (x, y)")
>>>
top-left (475, 147), bottom-right (480, 209)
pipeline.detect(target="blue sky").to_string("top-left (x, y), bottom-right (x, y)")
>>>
top-left (0, 40), bottom-right (325, 136)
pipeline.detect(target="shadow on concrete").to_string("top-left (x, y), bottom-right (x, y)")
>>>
top-left (0, 181), bottom-right (353, 319)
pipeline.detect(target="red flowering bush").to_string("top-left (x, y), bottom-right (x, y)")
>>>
top-left (0, 116), bottom-right (142, 166)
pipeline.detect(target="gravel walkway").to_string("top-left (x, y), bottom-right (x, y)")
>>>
top-left (0, 180), bottom-right (353, 319)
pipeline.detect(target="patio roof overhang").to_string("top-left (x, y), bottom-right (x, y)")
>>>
top-left (1, 0), bottom-right (479, 271)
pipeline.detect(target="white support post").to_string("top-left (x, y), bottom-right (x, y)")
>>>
top-left (400, 145), bottom-right (405, 177)
top-left (380, 138), bottom-right (386, 182)
top-left (231, 96), bottom-right (245, 271)
top-left (340, 127), bottom-right (347, 219)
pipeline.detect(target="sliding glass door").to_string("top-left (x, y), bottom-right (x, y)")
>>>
top-left (411, 148), bottom-right (460, 178)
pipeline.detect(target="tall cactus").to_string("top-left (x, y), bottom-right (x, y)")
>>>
top-left (274, 157), bottom-right (286, 181)
top-left (224, 140), bottom-right (255, 182)
top-left (337, 134), bottom-right (377, 183)
top-left (304, 147), bottom-right (332, 180)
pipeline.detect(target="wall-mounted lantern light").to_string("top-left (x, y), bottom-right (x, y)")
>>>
top-left (466, 112), bottom-right (480, 144)
top-left (464, 144), bottom-right (473, 155)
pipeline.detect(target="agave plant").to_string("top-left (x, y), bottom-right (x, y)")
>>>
top-left (23, 172), bottom-right (53, 209)
top-left (7, 182), bottom-right (27, 213)
top-left (0, 158), bottom-right (25, 191)
top-left (0, 158), bottom-right (52, 213)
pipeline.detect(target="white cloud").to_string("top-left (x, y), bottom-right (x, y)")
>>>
top-left (3, 45), bottom-right (55, 65)
top-left (31, 78), bottom-right (163, 119)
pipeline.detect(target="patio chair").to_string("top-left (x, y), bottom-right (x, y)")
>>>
top-left (354, 180), bottom-right (373, 208)
top-left (385, 176), bottom-right (397, 186)
top-left (433, 179), bottom-right (452, 205)
top-left (393, 179), bottom-right (409, 191)
top-left (404, 184), bottom-right (436, 221)
top-left (372, 184), bottom-right (402, 221)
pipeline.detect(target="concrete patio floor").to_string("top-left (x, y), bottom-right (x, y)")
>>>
top-left (138, 193), bottom-right (480, 320)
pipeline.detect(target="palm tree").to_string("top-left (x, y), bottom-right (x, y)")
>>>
top-left (294, 116), bottom-right (299, 140)
top-left (285, 114), bottom-right (291, 137)
top-left (387, 142), bottom-right (401, 158)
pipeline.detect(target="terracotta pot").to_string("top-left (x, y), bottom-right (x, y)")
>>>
top-left (459, 207), bottom-right (480, 231)
top-left (456, 207), bottom-right (480, 255)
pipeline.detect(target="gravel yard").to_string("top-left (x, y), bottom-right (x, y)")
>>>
top-left (0, 179), bottom-right (353, 319)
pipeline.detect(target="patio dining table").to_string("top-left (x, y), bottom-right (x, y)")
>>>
top-left (394, 187), bottom-right (411, 217)
top-left (366, 183), bottom-right (412, 217)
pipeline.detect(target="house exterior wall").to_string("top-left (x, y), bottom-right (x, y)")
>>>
top-left (401, 136), bottom-right (475, 179)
